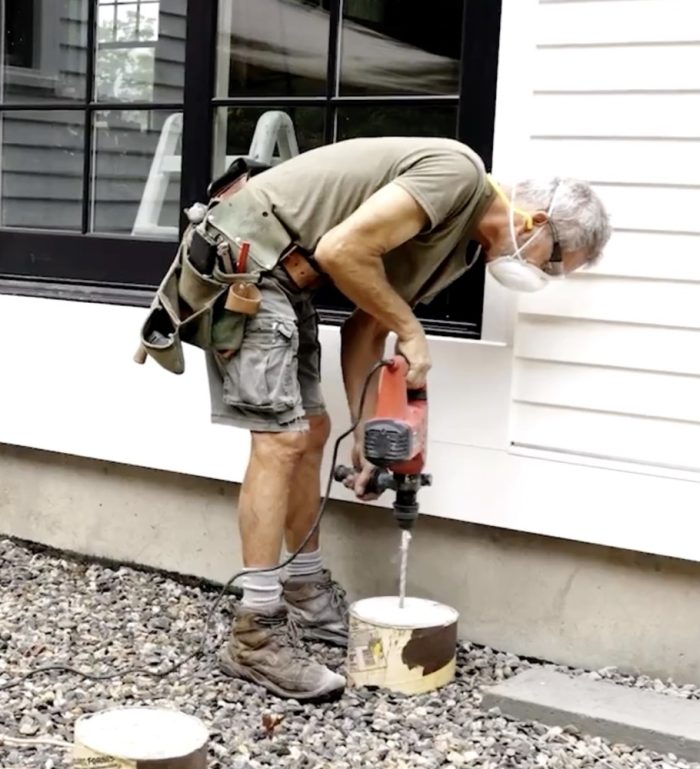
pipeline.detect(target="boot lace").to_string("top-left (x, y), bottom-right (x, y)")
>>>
top-left (257, 612), bottom-right (305, 654)
top-left (325, 578), bottom-right (348, 618)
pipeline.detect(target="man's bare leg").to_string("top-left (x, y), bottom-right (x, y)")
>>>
top-left (281, 413), bottom-right (349, 646)
top-left (239, 429), bottom-right (307, 566)
top-left (237, 430), bottom-right (307, 610)
top-left (223, 423), bottom-right (346, 699)
top-left (284, 413), bottom-right (331, 554)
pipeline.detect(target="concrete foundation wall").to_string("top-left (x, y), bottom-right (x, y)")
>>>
top-left (2, 443), bottom-right (700, 686)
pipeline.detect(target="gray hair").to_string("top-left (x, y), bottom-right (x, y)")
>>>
top-left (515, 178), bottom-right (612, 265)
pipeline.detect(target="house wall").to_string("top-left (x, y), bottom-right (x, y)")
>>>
top-left (1, 0), bottom-right (700, 680)
top-left (4, 443), bottom-right (700, 685)
top-left (512, 0), bottom-right (700, 476)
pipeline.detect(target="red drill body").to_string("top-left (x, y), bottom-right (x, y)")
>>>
top-left (364, 356), bottom-right (428, 475)
top-left (334, 356), bottom-right (432, 530)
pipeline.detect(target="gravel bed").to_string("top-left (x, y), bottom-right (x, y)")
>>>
top-left (1, 536), bottom-right (699, 769)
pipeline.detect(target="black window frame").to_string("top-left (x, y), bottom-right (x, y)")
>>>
top-left (0, 0), bottom-right (502, 339)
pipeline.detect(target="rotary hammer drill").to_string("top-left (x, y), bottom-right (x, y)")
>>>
top-left (334, 355), bottom-right (432, 531)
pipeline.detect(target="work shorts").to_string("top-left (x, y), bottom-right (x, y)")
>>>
top-left (206, 266), bottom-right (325, 433)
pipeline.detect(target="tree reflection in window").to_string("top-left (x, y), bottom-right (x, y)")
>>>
top-left (96, 0), bottom-right (160, 101)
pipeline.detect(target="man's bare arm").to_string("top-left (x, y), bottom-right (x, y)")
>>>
top-left (314, 182), bottom-right (431, 386)
top-left (341, 309), bottom-right (387, 425)
top-left (339, 310), bottom-right (388, 498)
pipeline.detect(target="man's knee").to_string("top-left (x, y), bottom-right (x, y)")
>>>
top-left (251, 429), bottom-right (309, 467)
top-left (307, 413), bottom-right (331, 453)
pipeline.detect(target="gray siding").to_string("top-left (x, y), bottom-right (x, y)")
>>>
top-left (1, 0), bottom-right (185, 236)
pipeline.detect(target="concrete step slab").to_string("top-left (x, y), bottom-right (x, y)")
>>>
top-left (482, 668), bottom-right (700, 763)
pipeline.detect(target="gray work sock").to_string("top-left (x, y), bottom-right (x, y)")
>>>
top-left (240, 567), bottom-right (283, 612)
top-left (284, 548), bottom-right (324, 582)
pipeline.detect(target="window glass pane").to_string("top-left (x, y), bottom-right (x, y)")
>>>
top-left (339, 0), bottom-right (462, 96)
top-left (95, 0), bottom-right (185, 102)
top-left (0, 110), bottom-right (84, 230)
top-left (217, 0), bottom-right (329, 97)
top-left (413, 259), bottom-right (484, 334)
top-left (2, 0), bottom-right (89, 104)
top-left (91, 109), bottom-right (181, 239)
top-left (336, 105), bottom-right (457, 141)
top-left (213, 106), bottom-right (325, 178)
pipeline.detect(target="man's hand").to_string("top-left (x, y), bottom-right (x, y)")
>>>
top-left (396, 327), bottom-right (431, 388)
top-left (341, 441), bottom-right (382, 501)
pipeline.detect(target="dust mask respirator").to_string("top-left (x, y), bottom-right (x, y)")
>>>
top-left (486, 180), bottom-right (562, 293)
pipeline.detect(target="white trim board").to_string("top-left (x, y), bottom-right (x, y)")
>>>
top-left (0, 294), bottom-right (699, 563)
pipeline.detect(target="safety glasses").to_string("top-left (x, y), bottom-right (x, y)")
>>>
top-left (541, 219), bottom-right (564, 277)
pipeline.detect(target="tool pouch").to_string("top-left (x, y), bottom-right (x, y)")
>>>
top-left (205, 189), bottom-right (293, 275)
top-left (136, 159), bottom-right (292, 374)
top-left (138, 227), bottom-right (262, 374)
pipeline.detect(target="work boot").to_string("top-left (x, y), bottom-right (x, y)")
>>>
top-left (219, 605), bottom-right (346, 700)
top-left (283, 570), bottom-right (349, 646)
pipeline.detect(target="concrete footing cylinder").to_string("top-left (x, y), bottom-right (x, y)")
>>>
top-left (73, 707), bottom-right (209, 769)
top-left (346, 596), bottom-right (459, 695)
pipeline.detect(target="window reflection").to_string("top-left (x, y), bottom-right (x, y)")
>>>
top-left (95, 0), bottom-right (185, 102)
top-left (336, 105), bottom-right (457, 141)
top-left (213, 106), bottom-right (325, 179)
top-left (91, 109), bottom-right (181, 238)
top-left (339, 0), bottom-right (462, 96)
top-left (0, 111), bottom-right (84, 230)
top-left (216, 0), bottom-right (463, 99)
top-left (1, 0), bottom-right (88, 103)
top-left (4, 0), bottom-right (35, 69)
top-left (218, 0), bottom-right (330, 97)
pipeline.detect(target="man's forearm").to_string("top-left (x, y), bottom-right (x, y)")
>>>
top-left (315, 241), bottom-right (422, 342)
top-left (314, 182), bottom-right (432, 388)
top-left (341, 310), bottom-right (388, 431)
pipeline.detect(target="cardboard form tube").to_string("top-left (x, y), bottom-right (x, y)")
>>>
top-left (73, 706), bottom-right (208, 769)
top-left (347, 596), bottom-right (458, 695)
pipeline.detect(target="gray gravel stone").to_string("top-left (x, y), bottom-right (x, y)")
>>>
top-left (1, 536), bottom-right (700, 769)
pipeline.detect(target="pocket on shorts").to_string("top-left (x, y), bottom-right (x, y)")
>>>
top-left (221, 316), bottom-right (300, 414)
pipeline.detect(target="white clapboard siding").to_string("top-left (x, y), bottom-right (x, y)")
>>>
top-left (512, 405), bottom-right (700, 471)
top-left (590, 185), bottom-right (700, 233)
top-left (529, 139), bottom-right (700, 186)
top-left (514, 361), bottom-right (700, 424)
top-left (531, 93), bottom-right (700, 138)
top-left (511, 0), bottom-right (700, 472)
top-left (515, 317), bottom-right (700, 377)
top-left (534, 45), bottom-right (700, 92)
top-left (518, 276), bottom-right (700, 328)
top-left (537, 0), bottom-right (700, 45)
top-left (583, 232), bottom-right (700, 281)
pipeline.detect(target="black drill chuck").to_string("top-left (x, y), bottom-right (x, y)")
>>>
top-left (392, 474), bottom-right (432, 530)
top-left (393, 498), bottom-right (419, 531)
top-left (333, 466), bottom-right (432, 531)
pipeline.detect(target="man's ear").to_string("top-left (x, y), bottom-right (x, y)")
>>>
top-left (532, 210), bottom-right (549, 227)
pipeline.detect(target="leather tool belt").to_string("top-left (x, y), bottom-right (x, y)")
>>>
top-left (279, 247), bottom-right (324, 292)
top-left (189, 227), bottom-right (324, 293)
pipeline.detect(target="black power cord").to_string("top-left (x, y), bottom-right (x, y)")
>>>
top-left (0, 359), bottom-right (389, 693)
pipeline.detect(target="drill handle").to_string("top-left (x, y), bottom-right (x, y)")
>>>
top-left (333, 465), bottom-right (396, 496)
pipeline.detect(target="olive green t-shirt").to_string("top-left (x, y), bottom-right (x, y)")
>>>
top-left (245, 136), bottom-right (492, 305)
